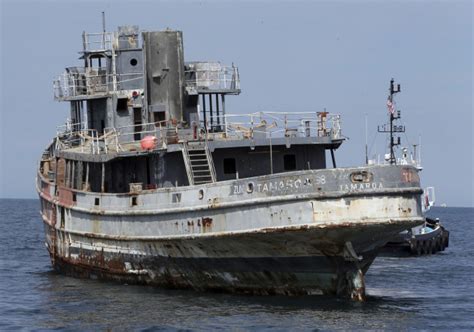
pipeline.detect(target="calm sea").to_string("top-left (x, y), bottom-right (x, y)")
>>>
top-left (0, 199), bottom-right (473, 331)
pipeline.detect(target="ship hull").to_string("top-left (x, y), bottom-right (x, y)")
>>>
top-left (44, 221), bottom-right (398, 299)
top-left (38, 165), bottom-right (423, 300)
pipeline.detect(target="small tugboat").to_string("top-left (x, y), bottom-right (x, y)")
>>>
top-left (381, 188), bottom-right (450, 256)
top-left (37, 23), bottom-right (424, 301)
top-left (382, 217), bottom-right (450, 256)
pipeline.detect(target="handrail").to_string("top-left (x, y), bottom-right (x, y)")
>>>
top-left (201, 111), bottom-right (342, 140)
top-left (53, 70), bottom-right (143, 100)
top-left (185, 63), bottom-right (240, 91)
top-left (54, 111), bottom-right (342, 155)
top-left (82, 31), bottom-right (114, 52)
top-left (55, 120), bottom-right (173, 154)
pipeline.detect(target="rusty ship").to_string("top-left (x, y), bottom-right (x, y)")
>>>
top-left (37, 25), bottom-right (424, 301)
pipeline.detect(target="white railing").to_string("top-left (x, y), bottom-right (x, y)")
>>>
top-left (55, 120), bottom-right (172, 154)
top-left (54, 112), bottom-right (342, 154)
top-left (185, 63), bottom-right (240, 91)
top-left (82, 32), bottom-right (114, 52)
top-left (203, 111), bottom-right (341, 140)
top-left (104, 121), bottom-right (171, 151)
top-left (53, 69), bottom-right (143, 100)
top-left (56, 128), bottom-right (102, 154)
top-left (368, 150), bottom-right (423, 169)
top-left (56, 121), bottom-right (85, 136)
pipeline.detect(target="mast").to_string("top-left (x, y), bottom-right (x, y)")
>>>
top-left (102, 11), bottom-right (106, 48)
top-left (378, 78), bottom-right (404, 165)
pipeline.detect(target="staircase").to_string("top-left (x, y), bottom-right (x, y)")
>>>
top-left (182, 142), bottom-right (216, 185)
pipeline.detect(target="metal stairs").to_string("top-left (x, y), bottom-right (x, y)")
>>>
top-left (182, 142), bottom-right (216, 185)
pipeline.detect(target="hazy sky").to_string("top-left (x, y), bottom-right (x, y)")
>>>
top-left (1, 0), bottom-right (472, 207)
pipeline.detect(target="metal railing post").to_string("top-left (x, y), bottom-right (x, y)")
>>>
top-left (269, 131), bottom-right (273, 174)
top-left (224, 114), bottom-right (228, 137)
top-left (250, 115), bottom-right (254, 139)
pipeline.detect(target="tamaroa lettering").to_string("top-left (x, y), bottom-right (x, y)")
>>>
top-left (339, 182), bottom-right (383, 192)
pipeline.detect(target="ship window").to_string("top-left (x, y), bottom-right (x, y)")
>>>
top-left (117, 98), bottom-right (128, 113)
top-left (94, 198), bottom-right (100, 206)
top-left (223, 158), bottom-right (236, 174)
top-left (284, 154), bottom-right (296, 171)
top-left (131, 196), bottom-right (138, 206)
top-left (130, 58), bottom-right (138, 66)
top-left (153, 111), bottom-right (166, 126)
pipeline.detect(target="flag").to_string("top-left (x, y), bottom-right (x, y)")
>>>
top-left (387, 99), bottom-right (395, 114)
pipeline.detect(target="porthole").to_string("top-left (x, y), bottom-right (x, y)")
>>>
top-left (198, 189), bottom-right (204, 200)
top-left (247, 182), bottom-right (254, 193)
top-left (130, 58), bottom-right (138, 66)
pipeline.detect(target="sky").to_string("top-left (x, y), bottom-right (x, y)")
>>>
top-left (0, 0), bottom-right (472, 207)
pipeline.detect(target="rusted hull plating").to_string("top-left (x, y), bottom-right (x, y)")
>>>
top-left (38, 165), bottom-right (424, 300)
top-left (43, 216), bottom-right (417, 300)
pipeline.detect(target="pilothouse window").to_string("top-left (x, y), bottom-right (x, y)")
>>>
top-left (153, 111), bottom-right (166, 126)
top-left (117, 98), bottom-right (128, 113)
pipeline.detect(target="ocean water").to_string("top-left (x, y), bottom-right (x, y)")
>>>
top-left (0, 199), bottom-right (473, 331)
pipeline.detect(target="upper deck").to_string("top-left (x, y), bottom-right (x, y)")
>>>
top-left (55, 110), bottom-right (343, 161)
top-left (51, 25), bottom-right (343, 161)
top-left (53, 30), bottom-right (240, 102)
top-left (45, 25), bottom-right (346, 191)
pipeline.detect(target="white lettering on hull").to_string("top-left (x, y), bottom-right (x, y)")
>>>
top-left (339, 182), bottom-right (383, 192)
top-left (232, 177), bottom-right (316, 195)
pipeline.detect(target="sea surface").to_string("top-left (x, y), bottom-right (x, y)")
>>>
top-left (0, 199), bottom-right (473, 331)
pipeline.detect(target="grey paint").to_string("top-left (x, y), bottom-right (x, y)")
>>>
top-left (115, 49), bottom-right (143, 90)
top-left (117, 25), bottom-right (140, 50)
top-left (143, 31), bottom-right (185, 122)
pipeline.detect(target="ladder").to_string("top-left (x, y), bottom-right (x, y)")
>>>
top-left (182, 142), bottom-right (216, 185)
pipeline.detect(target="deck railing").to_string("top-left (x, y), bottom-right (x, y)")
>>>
top-left (82, 32), bottom-right (114, 52)
top-left (185, 63), bottom-right (240, 91)
top-left (55, 111), bottom-right (341, 154)
top-left (53, 69), bottom-right (143, 100)
top-left (55, 120), bottom-right (172, 154)
top-left (203, 111), bottom-right (341, 140)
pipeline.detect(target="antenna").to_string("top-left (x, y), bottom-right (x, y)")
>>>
top-left (377, 78), bottom-right (404, 165)
top-left (102, 11), bottom-right (106, 48)
top-left (365, 113), bottom-right (368, 164)
top-left (102, 11), bottom-right (106, 33)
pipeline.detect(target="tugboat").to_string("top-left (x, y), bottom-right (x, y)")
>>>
top-left (381, 187), bottom-right (450, 256)
top-left (383, 217), bottom-right (450, 256)
top-left (36, 24), bottom-right (424, 301)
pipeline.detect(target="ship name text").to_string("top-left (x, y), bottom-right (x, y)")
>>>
top-left (339, 182), bottom-right (383, 192)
